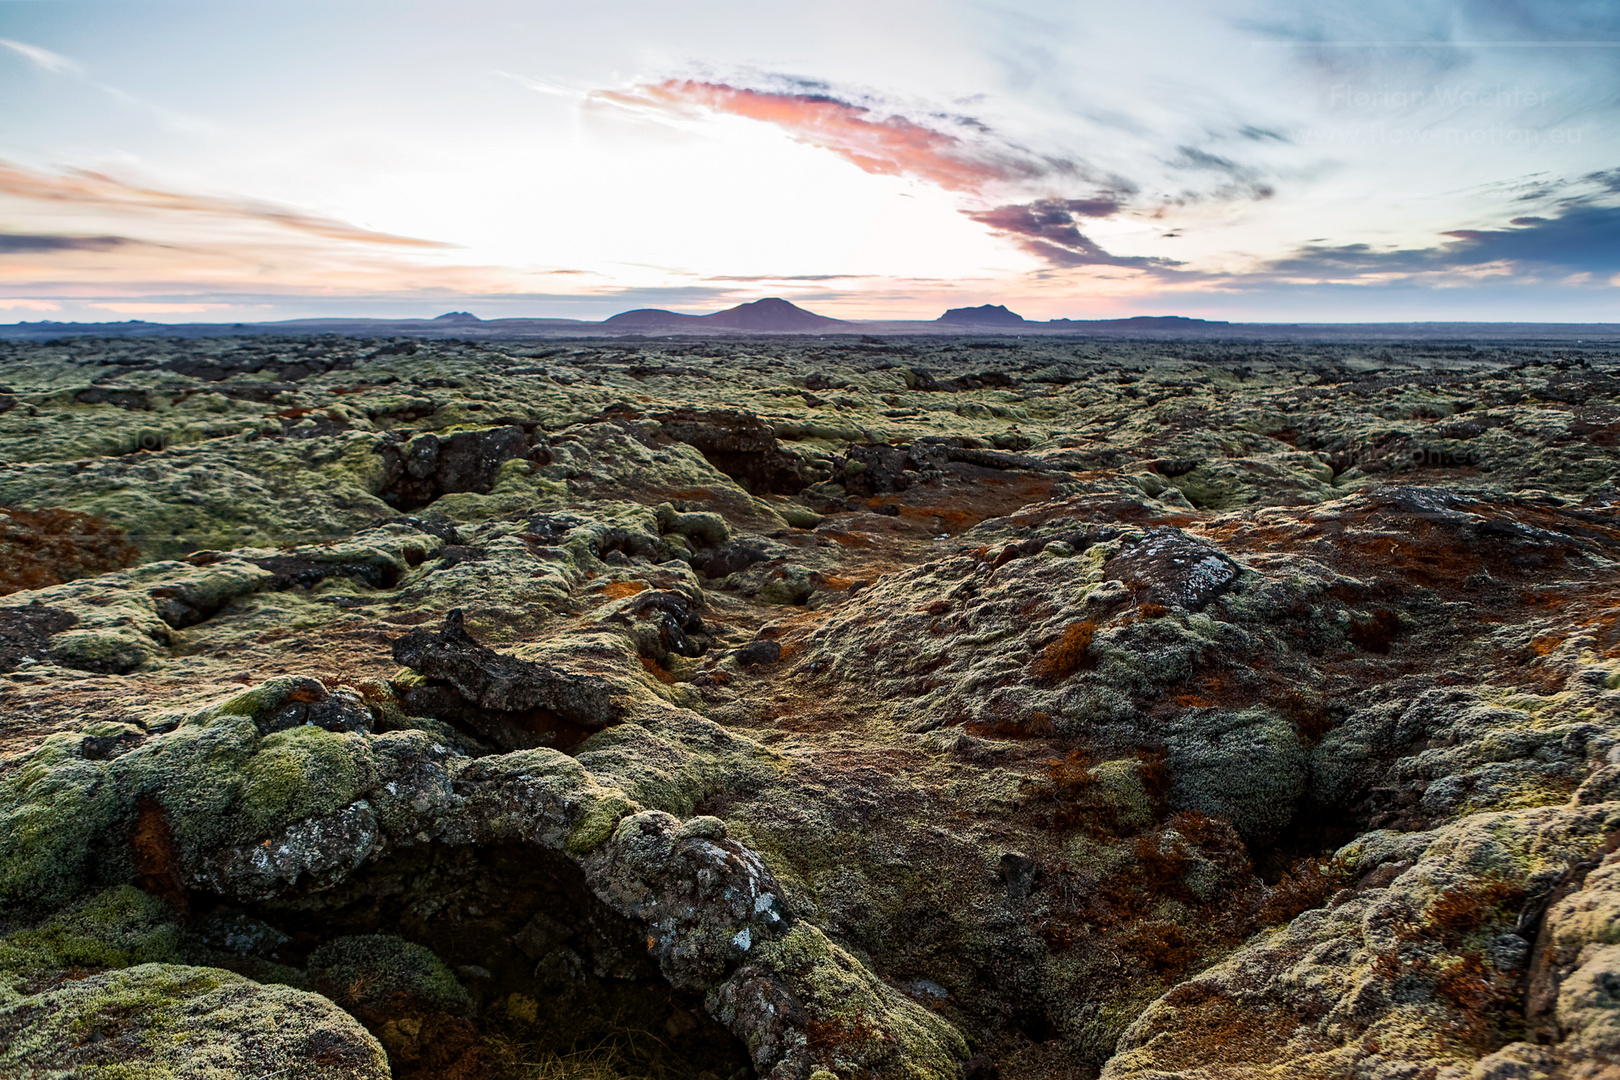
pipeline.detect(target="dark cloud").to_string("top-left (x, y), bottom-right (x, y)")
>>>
top-left (1442, 205), bottom-right (1620, 272)
top-left (1460, 0), bottom-right (1620, 39)
top-left (1168, 147), bottom-right (1276, 200)
top-left (0, 233), bottom-right (128, 254)
top-left (1268, 203), bottom-right (1620, 277)
top-left (966, 200), bottom-right (1180, 270)
top-left (1587, 169), bottom-right (1620, 194)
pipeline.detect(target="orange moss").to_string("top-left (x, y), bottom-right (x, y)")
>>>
top-left (596, 580), bottom-right (648, 599)
top-left (284, 683), bottom-right (327, 704)
top-left (130, 797), bottom-right (188, 916)
top-left (903, 506), bottom-right (982, 530)
top-left (1122, 920), bottom-right (1198, 976)
top-left (1025, 710), bottom-right (1056, 737)
top-left (638, 656), bottom-right (676, 684)
top-left (1257, 855), bottom-right (1352, 926)
top-left (822, 531), bottom-right (874, 549)
top-left (1277, 690), bottom-right (1336, 742)
top-left (1426, 879), bottom-right (1526, 937)
top-left (1138, 602), bottom-right (1169, 619)
top-left (1145, 987), bottom-right (1294, 1069)
top-left (0, 506), bottom-right (140, 595)
top-left (1035, 621), bottom-right (1096, 679)
top-left (1434, 953), bottom-right (1523, 1050)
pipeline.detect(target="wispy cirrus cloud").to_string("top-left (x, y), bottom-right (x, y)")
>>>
top-left (0, 37), bottom-right (82, 76)
top-left (0, 162), bottom-right (451, 249)
top-left (0, 160), bottom-right (579, 307)
top-left (0, 232), bottom-right (129, 254)
top-left (0, 36), bottom-right (214, 133)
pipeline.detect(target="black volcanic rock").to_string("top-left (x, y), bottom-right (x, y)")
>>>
top-left (938, 304), bottom-right (1026, 326)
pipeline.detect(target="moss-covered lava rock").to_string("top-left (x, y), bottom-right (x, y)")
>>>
top-left (1, 334), bottom-right (1618, 1079)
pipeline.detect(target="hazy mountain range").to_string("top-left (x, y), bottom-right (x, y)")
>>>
top-left (2, 297), bottom-right (1617, 342)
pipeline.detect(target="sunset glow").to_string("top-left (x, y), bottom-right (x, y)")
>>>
top-left (2, 1), bottom-right (1617, 322)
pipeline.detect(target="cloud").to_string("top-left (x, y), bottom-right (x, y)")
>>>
top-left (497, 71), bottom-right (585, 100)
top-left (596, 79), bottom-right (1070, 194)
top-left (594, 77), bottom-right (1195, 274)
top-left (92, 302), bottom-right (230, 315)
top-left (1440, 204), bottom-right (1620, 272)
top-left (1167, 147), bottom-right (1276, 201)
top-left (1586, 169), bottom-right (1620, 194)
top-left (0, 37), bottom-right (211, 133)
top-left (964, 200), bottom-right (1179, 269)
top-left (0, 162), bottom-right (451, 249)
top-left (0, 233), bottom-right (129, 254)
top-left (1265, 202), bottom-right (1620, 280)
top-left (0, 38), bottom-right (82, 76)
top-left (0, 298), bottom-right (60, 312)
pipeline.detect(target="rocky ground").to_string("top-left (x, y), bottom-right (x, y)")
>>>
top-left (0, 332), bottom-right (1618, 1079)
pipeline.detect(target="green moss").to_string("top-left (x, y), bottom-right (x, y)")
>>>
top-left (752, 925), bottom-right (970, 1079)
top-left (236, 725), bottom-right (366, 840)
top-left (0, 886), bottom-right (182, 976)
top-left (0, 733), bottom-right (121, 914)
top-left (0, 692), bottom-right (379, 918)
top-left (780, 505), bottom-right (824, 529)
top-left (0, 962), bottom-right (390, 1079)
top-left (1088, 758), bottom-right (1157, 834)
top-left (567, 792), bottom-right (640, 855)
top-left (1162, 707), bottom-right (1307, 846)
top-left (45, 626), bottom-right (157, 674)
top-left (306, 934), bottom-right (470, 1016)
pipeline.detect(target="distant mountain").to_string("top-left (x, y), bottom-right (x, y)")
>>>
top-left (602, 297), bottom-right (846, 332)
top-left (938, 304), bottom-right (1026, 326)
top-left (704, 297), bottom-right (847, 330)
top-left (432, 311), bottom-right (481, 323)
top-left (600, 308), bottom-right (704, 329)
top-left (1049, 315), bottom-right (1230, 328)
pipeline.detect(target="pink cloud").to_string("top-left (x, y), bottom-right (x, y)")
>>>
top-left (599, 80), bottom-right (1176, 273)
top-left (600, 80), bottom-right (1050, 194)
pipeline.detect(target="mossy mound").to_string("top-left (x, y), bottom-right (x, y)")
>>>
top-left (0, 962), bottom-right (389, 1079)
top-left (308, 934), bottom-right (471, 1017)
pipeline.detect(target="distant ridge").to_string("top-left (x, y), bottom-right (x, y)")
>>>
top-left (4, 304), bottom-right (1619, 344)
top-left (603, 297), bottom-right (847, 332)
top-left (938, 304), bottom-right (1026, 326)
top-left (1050, 315), bottom-right (1230, 329)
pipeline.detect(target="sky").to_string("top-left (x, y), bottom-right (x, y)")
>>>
top-left (1, 0), bottom-right (1618, 323)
